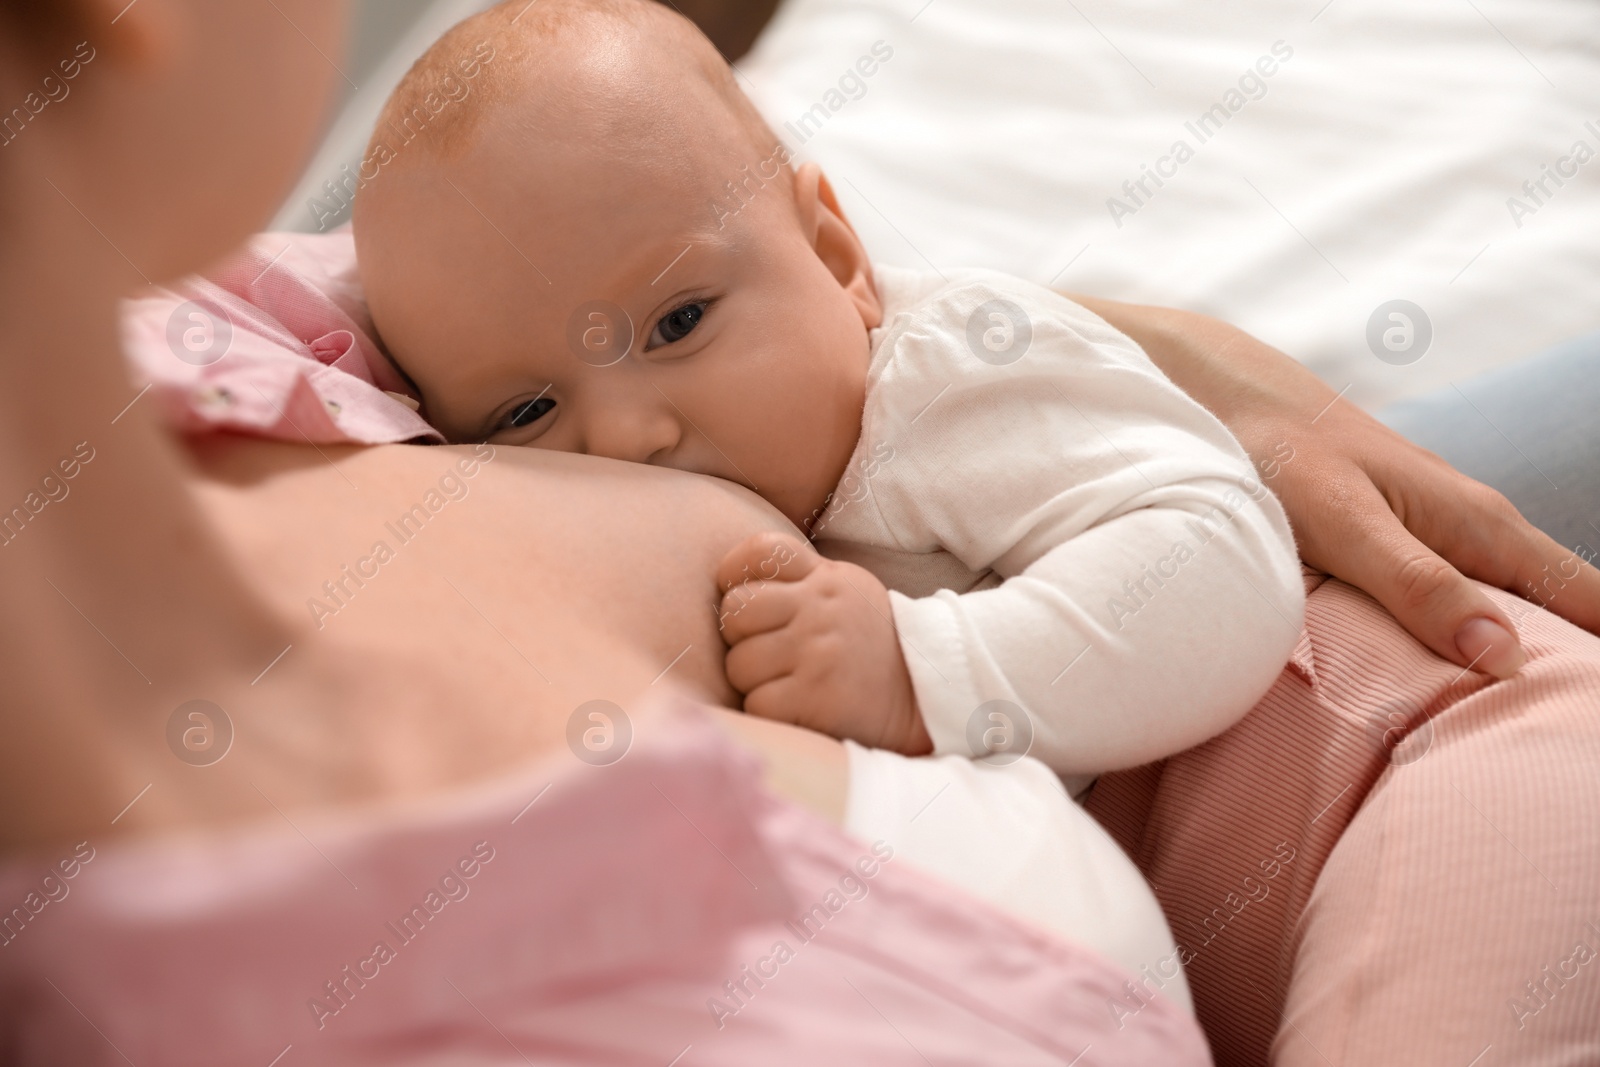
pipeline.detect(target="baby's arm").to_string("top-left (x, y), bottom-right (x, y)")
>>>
top-left (867, 285), bottom-right (1305, 777)
top-left (723, 278), bottom-right (1304, 779)
top-left (899, 471), bottom-right (1302, 778)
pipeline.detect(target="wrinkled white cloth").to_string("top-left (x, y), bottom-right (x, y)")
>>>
top-left (843, 739), bottom-right (1194, 1017)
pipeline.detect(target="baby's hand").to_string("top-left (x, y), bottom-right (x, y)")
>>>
top-left (716, 532), bottom-right (932, 756)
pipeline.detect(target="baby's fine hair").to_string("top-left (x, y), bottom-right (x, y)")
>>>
top-left (369, 0), bottom-right (786, 168)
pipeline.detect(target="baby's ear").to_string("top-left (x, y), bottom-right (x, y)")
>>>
top-left (795, 163), bottom-right (883, 331)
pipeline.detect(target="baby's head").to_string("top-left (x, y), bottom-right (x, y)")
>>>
top-left (354, 0), bottom-right (882, 529)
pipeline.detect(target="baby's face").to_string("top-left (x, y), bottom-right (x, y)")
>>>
top-left (358, 58), bottom-right (881, 530)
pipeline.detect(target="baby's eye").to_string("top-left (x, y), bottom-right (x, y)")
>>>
top-left (502, 395), bottom-right (555, 430)
top-left (649, 301), bottom-right (706, 347)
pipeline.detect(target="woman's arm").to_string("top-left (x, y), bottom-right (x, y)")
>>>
top-left (1067, 293), bottom-right (1600, 677)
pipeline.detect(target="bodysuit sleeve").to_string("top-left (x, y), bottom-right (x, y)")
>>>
top-left (857, 274), bottom-right (1305, 782)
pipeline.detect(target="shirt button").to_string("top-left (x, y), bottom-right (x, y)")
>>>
top-left (384, 390), bottom-right (421, 412)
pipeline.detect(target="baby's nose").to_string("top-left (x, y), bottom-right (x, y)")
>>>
top-left (581, 405), bottom-right (679, 465)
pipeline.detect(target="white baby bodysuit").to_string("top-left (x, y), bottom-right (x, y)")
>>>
top-left (811, 265), bottom-right (1306, 793)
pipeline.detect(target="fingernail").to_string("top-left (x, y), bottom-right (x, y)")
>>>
top-left (1454, 617), bottom-right (1527, 679)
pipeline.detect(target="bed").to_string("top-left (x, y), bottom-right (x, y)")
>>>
top-left (276, 0), bottom-right (1600, 411)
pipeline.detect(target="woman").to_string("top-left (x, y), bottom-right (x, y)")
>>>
top-left (0, 0), bottom-right (1595, 1063)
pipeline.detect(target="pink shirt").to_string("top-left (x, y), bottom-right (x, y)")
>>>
top-left (120, 231), bottom-right (442, 445)
top-left (0, 699), bottom-right (1206, 1064)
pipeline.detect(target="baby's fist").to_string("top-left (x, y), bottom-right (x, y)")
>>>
top-left (716, 532), bottom-right (931, 756)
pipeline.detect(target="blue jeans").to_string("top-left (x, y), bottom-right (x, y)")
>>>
top-left (1379, 332), bottom-right (1600, 559)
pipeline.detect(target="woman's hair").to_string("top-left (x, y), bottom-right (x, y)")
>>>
top-left (0, 3), bottom-right (89, 61)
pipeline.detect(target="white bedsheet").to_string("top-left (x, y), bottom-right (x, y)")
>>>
top-left (737, 0), bottom-right (1600, 408)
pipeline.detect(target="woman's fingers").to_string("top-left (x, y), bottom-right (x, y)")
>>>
top-left (1290, 466), bottom-right (1527, 678)
top-left (1391, 463), bottom-right (1600, 638)
top-left (1073, 290), bottom-right (1600, 660)
top-left (1498, 526), bottom-right (1600, 635)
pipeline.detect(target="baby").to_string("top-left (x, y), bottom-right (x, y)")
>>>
top-left (353, 0), bottom-right (1305, 790)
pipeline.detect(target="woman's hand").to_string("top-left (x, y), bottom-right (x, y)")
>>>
top-left (1069, 293), bottom-right (1600, 679)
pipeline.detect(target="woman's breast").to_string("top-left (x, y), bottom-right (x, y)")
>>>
top-left (190, 438), bottom-right (788, 715)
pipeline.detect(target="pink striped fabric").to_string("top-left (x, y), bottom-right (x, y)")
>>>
top-left (1086, 571), bottom-right (1600, 1066)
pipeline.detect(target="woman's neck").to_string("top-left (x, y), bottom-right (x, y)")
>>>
top-left (0, 205), bottom-right (292, 713)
